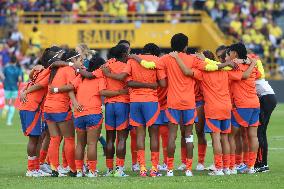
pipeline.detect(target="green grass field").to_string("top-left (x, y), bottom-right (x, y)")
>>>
top-left (0, 105), bottom-right (284, 189)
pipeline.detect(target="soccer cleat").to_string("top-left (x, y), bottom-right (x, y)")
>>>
top-left (247, 167), bottom-right (256, 174)
top-left (177, 163), bottom-right (186, 171)
top-left (185, 170), bottom-right (193, 177)
top-left (26, 170), bottom-right (34, 177)
top-left (196, 163), bottom-right (205, 171)
top-left (205, 164), bottom-right (216, 171)
top-left (40, 163), bottom-right (52, 174)
top-left (51, 170), bottom-right (67, 177)
top-left (223, 168), bottom-right (231, 175)
top-left (255, 165), bottom-right (269, 173)
top-left (264, 165), bottom-right (270, 172)
top-left (68, 171), bottom-right (77, 177)
top-left (158, 163), bottom-right (168, 171)
top-left (149, 169), bottom-right (162, 177)
top-left (114, 169), bottom-right (129, 177)
top-left (166, 170), bottom-right (174, 177)
top-left (236, 163), bottom-right (247, 173)
top-left (230, 168), bottom-right (237, 175)
top-left (208, 169), bottom-right (225, 176)
top-left (86, 171), bottom-right (98, 178)
top-left (76, 171), bottom-right (83, 177)
top-left (34, 169), bottom-right (51, 177)
top-left (132, 163), bottom-right (140, 172)
top-left (103, 169), bottom-right (114, 177)
top-left (58, 165), bottom-right (70, 175)
top-left (139, 169), bottom-right (148, 177)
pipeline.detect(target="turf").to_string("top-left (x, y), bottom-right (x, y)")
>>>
top-left (0, 105), bottom-right (284, 189)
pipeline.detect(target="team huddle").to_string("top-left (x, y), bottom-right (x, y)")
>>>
top-left (18, 33), bottom-right (276, 178)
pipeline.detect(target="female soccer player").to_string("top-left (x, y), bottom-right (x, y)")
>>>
top-left (227, 43), bottom-right (260, 174)
top-left (1, 56), bottom-right (23, 126)
top-left (39, 50), bottom-right (82, 177)
top-left (102, 45), bottom-right (130, 177)
top-left (19, 48), bottom-right (61, 177)
top-left (50, 56), bottom-right (114, 177)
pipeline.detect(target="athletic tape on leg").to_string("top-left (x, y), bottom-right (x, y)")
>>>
top-left (185, 135), bottom-right (194, 143)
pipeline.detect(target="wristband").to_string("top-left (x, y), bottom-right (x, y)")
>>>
top-left (53, 88), bottom-right (59, 93)
top-left (68, 62), bottom-right (74, 66)
top-left (76, 68), bottom-right (80, 73)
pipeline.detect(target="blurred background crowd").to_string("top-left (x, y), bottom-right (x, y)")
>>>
top-left (0, 0), bottom-right (284, 81)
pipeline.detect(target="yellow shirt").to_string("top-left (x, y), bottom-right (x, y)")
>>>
top-left (269, 26), bottom-right (283, 38)
top-left (254, 17), bottom-right (263, 30)
top-left (118, 3), bottom-right (128, 17)
top-left (225, 1), bottom-right (234, 11)
top-left (252, 33), bottom-right (264, 44)
top-left (205, 0), bottom-right (215, 9)
top-left (30, 31), bottom-right (41, 45)
top-left (230, 20), bottom-right (242, 35)
top-left (78, 0), bottom-right (87, 13)
top-left (242, 34), bottom-right (252, 44)
top-left (256, 59), bottom-right (265, 79)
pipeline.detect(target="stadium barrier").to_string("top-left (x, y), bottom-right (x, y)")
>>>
top-left (18, 11), bottom-right (232, 53)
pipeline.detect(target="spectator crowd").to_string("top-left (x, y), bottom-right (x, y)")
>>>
top-left (0, 0), bottom-right (284, 78)
top-left (206, 0), bottom-right (284, 77)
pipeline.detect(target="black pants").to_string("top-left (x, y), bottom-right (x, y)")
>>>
top-left (256, 94), bottom-right (277, 167)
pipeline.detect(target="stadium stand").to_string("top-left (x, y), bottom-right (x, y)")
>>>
top-left (0, 0), bottom-right (283, 79)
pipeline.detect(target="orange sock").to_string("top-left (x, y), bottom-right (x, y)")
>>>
top-left (151, 152), bottom-right (159, 170)
top-left (198, 144), bottom-right (207, 165)
top-left (62, 149), bottom-right (68, 168)
top-left (222, 154), bottom-right (230, 169)
top-left (75, 160), bottom-right (84, 171)
top-left (186, 158), bottom-right (193, 171)
top-left (116, 158), bottom-right (125, 167)
top-left (88, 160), bottom-right (97, 173)
top-left (181, 147), bottom-right (186, 164)
top-left (130, 130), bottom-right (137, 165)
top-left (248, 152), bottom-right (257, 168)
top-left (39, 150), bottom-right (48, 164)
top-left (167, 157), bottom-right (174, 170)
top-left (230, 154), bottom-right (236, 169)
top-left (137, 150), bottom-right (146, 170)
top-left (49, 136), bottom-right (61, 170)
top-left (235, 154), bottom-right (242, 165)
top-left (64, 137), bottom-right (76, 172)
top-left (34, 158), bottom-right (40, 170)
top-left (106, 158), bottom-right (114, 169)
top-left (214, 154), bottom-right (223, 170)
top-left (243, 152), bottom-right (249, 166)
top-left (27, 156), bottom-right (36, 171)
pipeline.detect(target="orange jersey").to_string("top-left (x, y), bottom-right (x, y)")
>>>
top-left (195, 71), bottom-right (232, 120)
top-left (158, 53), bottom-right (206, 110)
top-left (104, 59), bottom-right (129, 104)
top-left (19, 69), bottom-right (50, 111)
top-left (229, 64), bottom-right (260, 108)
top-left (71, 75), bottom-right (106, 118)
top-left (157, 86), bottom-right (168, 110)
top-left (39, 66), bottom-right (77, 113)
top-left (194, 80), bottom-right (203, 102)
top-left (123, 55), bottom-right (165, 102)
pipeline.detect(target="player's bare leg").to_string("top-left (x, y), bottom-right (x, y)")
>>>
top-left (114, 129), bottom-right (128, 177)
top-left (209, 132), bottom-right (224, 176)
top-left (184, 124), bottom-right (194, 176)
top-left (229, 126), bottom-right (240, 174)
top-left (104, 130), bottom-right (115, 176)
